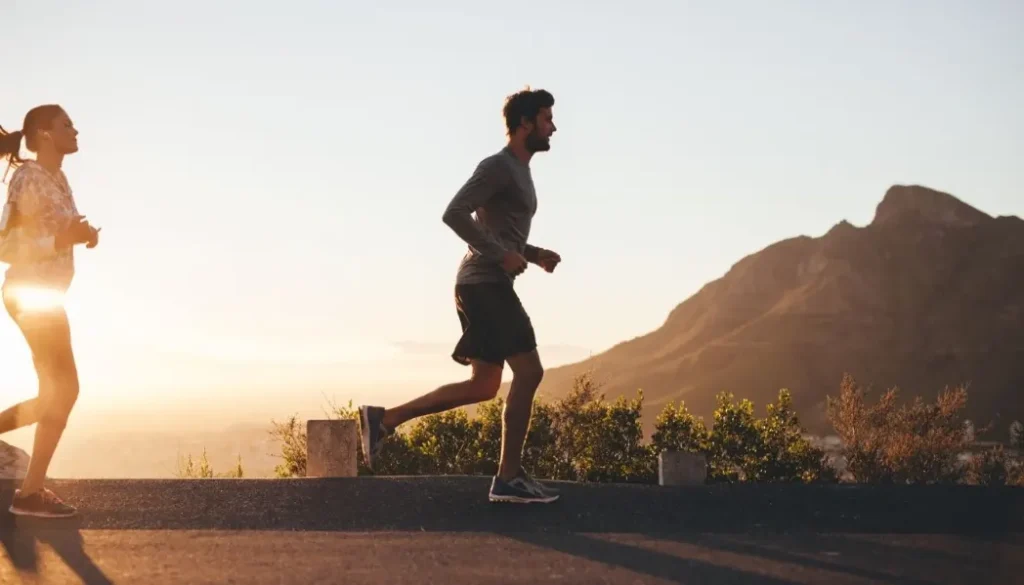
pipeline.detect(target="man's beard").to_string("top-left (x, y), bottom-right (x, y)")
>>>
top-left (525, 132), bottom-right (550, 152)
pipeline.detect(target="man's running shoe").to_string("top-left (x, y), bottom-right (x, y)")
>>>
top-left (358, 405), bottom-right (391, 470)
top-left (517, 468), bottom-right (559, 497)
top-left (489, 474), bottom-right (559, 503)
top-left (9, 488), bottom-right (77, 518)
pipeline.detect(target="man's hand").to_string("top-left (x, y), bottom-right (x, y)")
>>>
top-left (501, 250), bottom-right (528, 276)
top-left (535, 249), bottom-right (561, 273)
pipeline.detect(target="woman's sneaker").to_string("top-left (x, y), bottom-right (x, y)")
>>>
top-left (9, 488), bottom-right (78, 518)
top-left (489, 474), bottom-right (559, 503)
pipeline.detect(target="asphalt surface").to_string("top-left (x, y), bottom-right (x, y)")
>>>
top-left (0, 477), bottom-right (1020, 584)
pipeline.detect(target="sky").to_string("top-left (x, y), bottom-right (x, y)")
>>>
top-left (1, 0), bottom-right (1022, 433)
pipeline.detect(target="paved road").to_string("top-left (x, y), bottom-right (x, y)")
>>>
top-left (2, 530), bottom-right (1021, 585)
top-left (0, 477), bottom-right (1021, 584)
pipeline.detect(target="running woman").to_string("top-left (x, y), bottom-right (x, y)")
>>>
top-left (0, 105), bottom-right (99, 518)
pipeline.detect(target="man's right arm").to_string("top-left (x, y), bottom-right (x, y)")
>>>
top-left (441, 156), bottom-right (508, 262)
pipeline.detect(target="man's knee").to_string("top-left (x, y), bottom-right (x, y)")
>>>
top-left (469, 361), bottom-right (503, 401)
top-left (518, 366), bottom-right (543, 389)
top-left (508, 351), bottom-right (544, 388)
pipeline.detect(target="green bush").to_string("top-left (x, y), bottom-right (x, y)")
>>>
top-left (751, 389), bottom-right (836, 483)
top-left (268, 372), bottom-right (833, 485)
top-left (263, 371), bottom-right (1023, 487)
top-left (651, 400), bottom-right (709, 455)
top-left (264, 371), bottom-right (1016, 487)
top-left (697, 389), bottom-right (833, 483)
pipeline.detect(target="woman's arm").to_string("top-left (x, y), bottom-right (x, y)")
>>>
top-left (3, 169), bottom-right (74, 261)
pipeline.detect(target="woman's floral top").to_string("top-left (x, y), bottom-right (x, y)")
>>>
top-left (2, 160), bottom-right (79, 291)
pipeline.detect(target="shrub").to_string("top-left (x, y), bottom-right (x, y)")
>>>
top-left (265, 372), bottom-right (995, 486)
top-left (967, 445), bottom-right (1010, 486)
top-left (544, 373), bottom-right (654, 483)
top-left (651, 400), bottom-right (709, 455)
top-left (175, 448), bottom-right (244, 479)
top-left (826, 373), bottom-right (970, 484)
top-left (407, 409), bottom-right (482, 475)
top-left (699, 389), bottom-right (833, 483)
top-left (268, 414), bottom-right (307, 478)
top-left (707, 392), bottom-right (760, 482)
top-left (750, 389), bottom-right (835, 483)
top-left (273, 372), bottom-right (841, 484)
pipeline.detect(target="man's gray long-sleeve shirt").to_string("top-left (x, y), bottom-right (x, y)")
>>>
top-left (442, 146), bottom-right (540, 285)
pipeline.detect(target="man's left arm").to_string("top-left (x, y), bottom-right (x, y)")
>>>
top-left (524, 244), bottom-right (542, 263)
top-left (524, 243), bottom-right (560, 272)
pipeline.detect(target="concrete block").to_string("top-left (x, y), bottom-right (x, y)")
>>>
top-left (0, 440), bottom-right (29, 479)
top-left (306, 419), bottom-right (359, 477)
top-left (658, 451), bottom-right (707, 486)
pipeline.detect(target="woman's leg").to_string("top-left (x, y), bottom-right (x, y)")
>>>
top-left (0, 295), bottom-right (43, 435)
top-left (0, 397), bottom-right (40, 435)
top-left (6, 298), bottom-right (80, 517)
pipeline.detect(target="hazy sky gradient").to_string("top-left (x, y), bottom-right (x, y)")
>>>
top-left (2, 0), bottom-right (1022, 428)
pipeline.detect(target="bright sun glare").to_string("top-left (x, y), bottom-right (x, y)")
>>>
top-left (6, 285), bottom-right (67, 312)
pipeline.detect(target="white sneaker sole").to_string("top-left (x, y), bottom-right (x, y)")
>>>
top-left (488, 493), bottom-right (559, 504)
top-left (8, 505), bottom-right (77, 518)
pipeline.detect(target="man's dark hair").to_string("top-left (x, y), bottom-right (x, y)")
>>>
top-left (502, 87), bottom-right (554, 136)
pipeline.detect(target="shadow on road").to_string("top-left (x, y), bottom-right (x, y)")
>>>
top-left (0, 514), bottom-right (115, 585)
top-left (502, 531), bottom-right (800, 585)
top-left (674, 532), bottom-right (1020, 585)
top-left (665, 533), bottom-right (941, 585)
top-left (501, 531), bottom-right (1023, 585)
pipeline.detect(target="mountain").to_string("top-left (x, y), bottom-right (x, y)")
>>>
top-left (533, 185), bottom-right (1024, 436)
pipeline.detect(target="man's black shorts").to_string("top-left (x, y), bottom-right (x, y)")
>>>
top-left (451, 281), bottom-right (537, 366)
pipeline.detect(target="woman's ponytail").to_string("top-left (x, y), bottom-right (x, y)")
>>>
top-left (0, 126), bottom-right (25, 181)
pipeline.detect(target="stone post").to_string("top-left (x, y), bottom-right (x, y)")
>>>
top-left (306, 419), bottom-right (359, 477)
top-left (658, 450), bottom-right (707, 486)
top-left (0, 440), bottom-right (30, 480)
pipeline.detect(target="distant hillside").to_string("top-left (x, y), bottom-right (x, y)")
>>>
top-left (532, 185), bottom-right (1024, 436)
top-left (46, 422), bottom-right (282, 479)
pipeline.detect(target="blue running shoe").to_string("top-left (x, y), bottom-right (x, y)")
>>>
top-left (489, 474), bottom-right (559, 504)
top-left (517, 468), bottom-right (559, 497)
top-left (358, 405), bottom-right (391, 470)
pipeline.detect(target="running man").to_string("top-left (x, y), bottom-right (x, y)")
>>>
top-left (359, 88), bottom-right (561, 503)
top-left (0, 105), bottom-right (100, 518)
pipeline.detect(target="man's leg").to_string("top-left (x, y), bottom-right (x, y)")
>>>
top-left (359, 283), bottom-right (507, 469)
top-left (360, 362), bottom-right (503, 471)
top-left (496, 349), bottom-right (543, 482)
top-left (359, 361), bottom-right (503, 470)
top-left (484, 287), bottom-right (558, 503)
top-left (380, 361), bottom-right (502, 430)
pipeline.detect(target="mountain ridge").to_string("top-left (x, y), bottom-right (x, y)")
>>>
top-left (530, 185), bottom-right (1024, 437)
